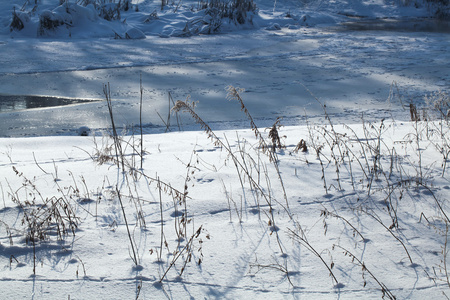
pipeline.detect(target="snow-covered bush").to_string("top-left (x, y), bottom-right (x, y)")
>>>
top-left (9, 8), bottom-right (30, 32)
top-left (162, 0), bottom-right (257, 36)
top-left (227, 0), bottom-right (258, 25)
top-left (77, 0), bottom-right (97, 6)
top-left (84, 0), bottom-right (133, 21)
top-left (98, 3), bottom-right (121, 20)
top-left (144, 9), bottom-right (159, 23)
top-left (434, 3), bottom-right (449, 19)
top-left (266, 23), bottom-right (281, 30)
top-left (162, 0), bottom-right (258, 37)
top-left (412, 0), bottom-right (450, 19)
top-left (79, 0), bottom-right (132, 10)
top-left (53, 3), bottom-right (98, 24)
top-left (198, 0), bottom-right (258, 26)
top-left (202, 8), bottom-right (223, 33)
top-left (125, 27), bottom-right (146, 39)
top-left (37, 3), bottom-right (99, 35)
top-left (38, 10), bottom-right (65, 35)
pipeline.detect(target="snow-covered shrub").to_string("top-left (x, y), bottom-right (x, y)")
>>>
top-left (37, 3), bottom-right (99, 36)
top-left (266, 23), bottom-right (281, 30)
top-left (199, 0), bottom-right (257, 24)
top-left (427, 0), bottom-right (449, 7)
top-left (79, 0), bottom-right (132, 10)
top-left (10, 8), bottom-right (30, 32)
top-left (38, 10), bottom-right (65, 35)
top-left (166, 9), bottom-right (226, 37)
top-left (125, 27), bottom-right (146, 39)
top-left (416, 0), bottom-right (449, 19)
top-left (86, 0), bottom-right (133, 21)
top-left (227, 0), bottom-right (258, 24)
top-left (194, 0), bottom-right (257, 33)
top-left (201, 8), bottom-right (223, 33)
top-left (120, 0), bottom-right (132, 11)
top-left (165, 0), bottom-right (257, 37)
top-left (78, 0), bottom-right (96, 6)
top-left (99, 3), bottom-right (121, 20)
top-left (144, 9), bottom-right (159, 23)
top-left (113, 27), bottom-right (146, 39)
top-left (53, 3), bottom-right (98, 25)
top-left (396, 0), bottom-right (449, 19)
top-left (434, 3), bottom-right (450, 19)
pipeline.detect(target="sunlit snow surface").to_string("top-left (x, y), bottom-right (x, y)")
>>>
top-left (0, 0), bottom-right (449, 299)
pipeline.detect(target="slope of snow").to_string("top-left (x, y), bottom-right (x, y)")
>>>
top-left (1, 117), bottom-right (450, 299)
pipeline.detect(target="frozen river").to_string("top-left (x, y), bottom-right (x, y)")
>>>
top-left (0, 26), bottom-right (448, 136)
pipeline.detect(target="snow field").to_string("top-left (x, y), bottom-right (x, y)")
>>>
top-left (1, 101), bottom-right (450, 298)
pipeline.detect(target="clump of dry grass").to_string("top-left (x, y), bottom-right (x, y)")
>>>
top-left (7, 166), bottom-right (79, 274)
top-left (268, 117), bottom-right (284, 152)
top-left (293, 139), bottom-right (307, 153)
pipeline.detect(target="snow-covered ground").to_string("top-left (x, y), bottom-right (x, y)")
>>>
top-left (0, 0), bottom-right (449, 299)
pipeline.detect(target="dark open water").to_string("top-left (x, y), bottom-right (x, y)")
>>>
top-left (0, 94), bottom-right (96, 112)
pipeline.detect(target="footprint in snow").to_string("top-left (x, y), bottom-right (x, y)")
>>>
top-left (170, 210), bottom-right (185, 218)
top-left (197, 178), bottom-right (214, 184)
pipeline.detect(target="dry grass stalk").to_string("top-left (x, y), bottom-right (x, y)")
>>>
top-left (268, 117), bottom-right (284, 152)
top-left (288, 225), bottom-right (339, 285)
top-left (333, 244), bottom-right (396, 299)
top-left (172, 92), bottom-right (290, 267)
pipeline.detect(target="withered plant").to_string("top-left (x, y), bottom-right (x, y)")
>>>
top-left (172, 96), bottom-right (283, 232)
top-left (172, 90), bottom-right (293, 282)
top-left (333, 244), bottom-right (396, 299)
top-left (7, 166), bottom-right (79, 275)
top-left (226, 86), bottom-right (290, 214)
